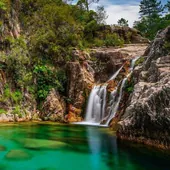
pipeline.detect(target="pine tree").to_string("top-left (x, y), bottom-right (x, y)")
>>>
top-left (134, 0), bottom-right (164, 40)
top-left (165, 1), bottom-right (170, 12)
top-left (139, 0), bottom-right (163, 17)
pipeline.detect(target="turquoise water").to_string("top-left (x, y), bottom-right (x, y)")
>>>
top-left (0, 123), bottom-right (169, 170)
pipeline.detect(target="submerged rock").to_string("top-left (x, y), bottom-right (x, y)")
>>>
top-left (5, 150), bottom-right (32, 160)
top-left (117, 26), bottom-right (170, 149)
top-left (17, 138), bottom-right (67, 150)
top-left (0, 145), bottom-right (7, 151)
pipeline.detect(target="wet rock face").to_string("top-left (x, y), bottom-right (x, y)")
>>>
top-left (90, 44), bottom-right (147, 82)
top-left (117, 26), bottom-right (170, 149)
top-left (65, 45), bottom-right (147, 123)
top-left (90, 51), bottom-right (128, 82)
top-left (41, 89), bottom-right (66, 122)
top-left (66, 60), bottom-right (94, 122)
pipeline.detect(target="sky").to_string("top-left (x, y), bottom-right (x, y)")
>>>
top-left (73, 0), bottom-right (168, 27)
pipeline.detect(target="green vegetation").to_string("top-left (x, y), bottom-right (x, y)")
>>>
top-left (33, 65), bottom-right (67, 102)
top-left (164, 41), bottom-right (170, 52)
top-left (0, 0), bottom-right (118, 108)
top-left (134, 0), bottom-right (170, 40)
top-left (0, 109), bottom-right (6, 114)
top-left (0, 85), bottom-right (23, 105)
top-left (104, 34), bottom-right (124, 47)
top-left (0, 1), bottom-right (6, 10)
top-left (125, 80), bottom-right (135, 93)
top-left (135, 57), bottom-right (145, 66)
top-left (1, 0), bottom-right (169, 117)
top-left (118, 18), bottom-right (129, 27)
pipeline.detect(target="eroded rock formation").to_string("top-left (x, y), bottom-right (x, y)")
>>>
top-left (41, 89), bottom-right (66, 122)
top-left (90, 44), bottom-right (147, 82)
top-left (117, 26), bottom-right (170, 149)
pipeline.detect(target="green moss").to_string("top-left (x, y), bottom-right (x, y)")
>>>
top-left (135, 57), bottom-right (145, 66)
top-left (164, 41), bottom-right (170, 52)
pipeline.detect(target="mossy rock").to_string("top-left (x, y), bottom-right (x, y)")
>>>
top-left (17, 138), bottom-right (67, 150)
top-left (0, 145), bottom-right (7, 151)
top-left (5, 149), bottom-right (32, 160)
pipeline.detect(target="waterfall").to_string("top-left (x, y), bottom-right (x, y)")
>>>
top-left (85, 85), bottom-right (107, 123)
top-left (108, 65), bottom-right (124, 81)
top-left (130, 56), bottom-right (140, 70)
top-left (105, 78), bottom-right (127, 125)
top-left (74, 56), bottom-right (140, 126)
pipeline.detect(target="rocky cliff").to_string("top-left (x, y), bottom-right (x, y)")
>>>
top-left (117, 26), bottom-right (170, 149)
top-left (0, 0), bottom-right (149, 123)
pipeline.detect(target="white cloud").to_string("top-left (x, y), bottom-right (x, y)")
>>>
top-left (105, 5), bottom-right (140, 27)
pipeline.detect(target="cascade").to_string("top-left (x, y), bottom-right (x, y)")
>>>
top-left (105, 78), bottom-right (127, 125)
top-left (75, 56), bottom-right (140, 126)
top-left (108, 65), bottom-right (124, 81)
top-left (85, 85), bottom-right (107, 123)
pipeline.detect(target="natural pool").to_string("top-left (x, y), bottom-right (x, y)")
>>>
top-left (0, 123), bottom-right (169, 170)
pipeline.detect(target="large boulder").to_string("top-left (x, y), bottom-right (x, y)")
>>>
top-left (41, 89), bottom-right (66, 122)
top-left (117, 26), bottom-right (170, 149)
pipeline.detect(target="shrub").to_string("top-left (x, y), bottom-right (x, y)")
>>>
top-left (12, 106), bottom-right (21, 115)
top-left (104, 33), bottom-right (124, 47)
top-left (33, 65), bottom-right (67, 102)
top-left (93, 38), bottom-right (104, 47)
top-left (3, 85), bottom-right (23, 105)
top-left (0, 109), bottom-right (6, 114)
top-left (124, 80), bottom-right (134, 93)
top-left (1, 37), bottom-right (31, 88)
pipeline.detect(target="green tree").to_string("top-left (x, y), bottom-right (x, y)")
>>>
top-left (139, 0), bottom-right (163, 17)
top-left (95, 6), bottom-right (108, 24)
top-left (77, 0), bottom-right (99, 11)
top-left (165, 1), bottom-right (170, 12)
top-left (117, 18), bottom-right (129, 27)
top-left (134, 0), bottom-right (164, 40)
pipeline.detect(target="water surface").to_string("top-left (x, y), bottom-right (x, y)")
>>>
top-left (0, 123), bottom-right (169, 170)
